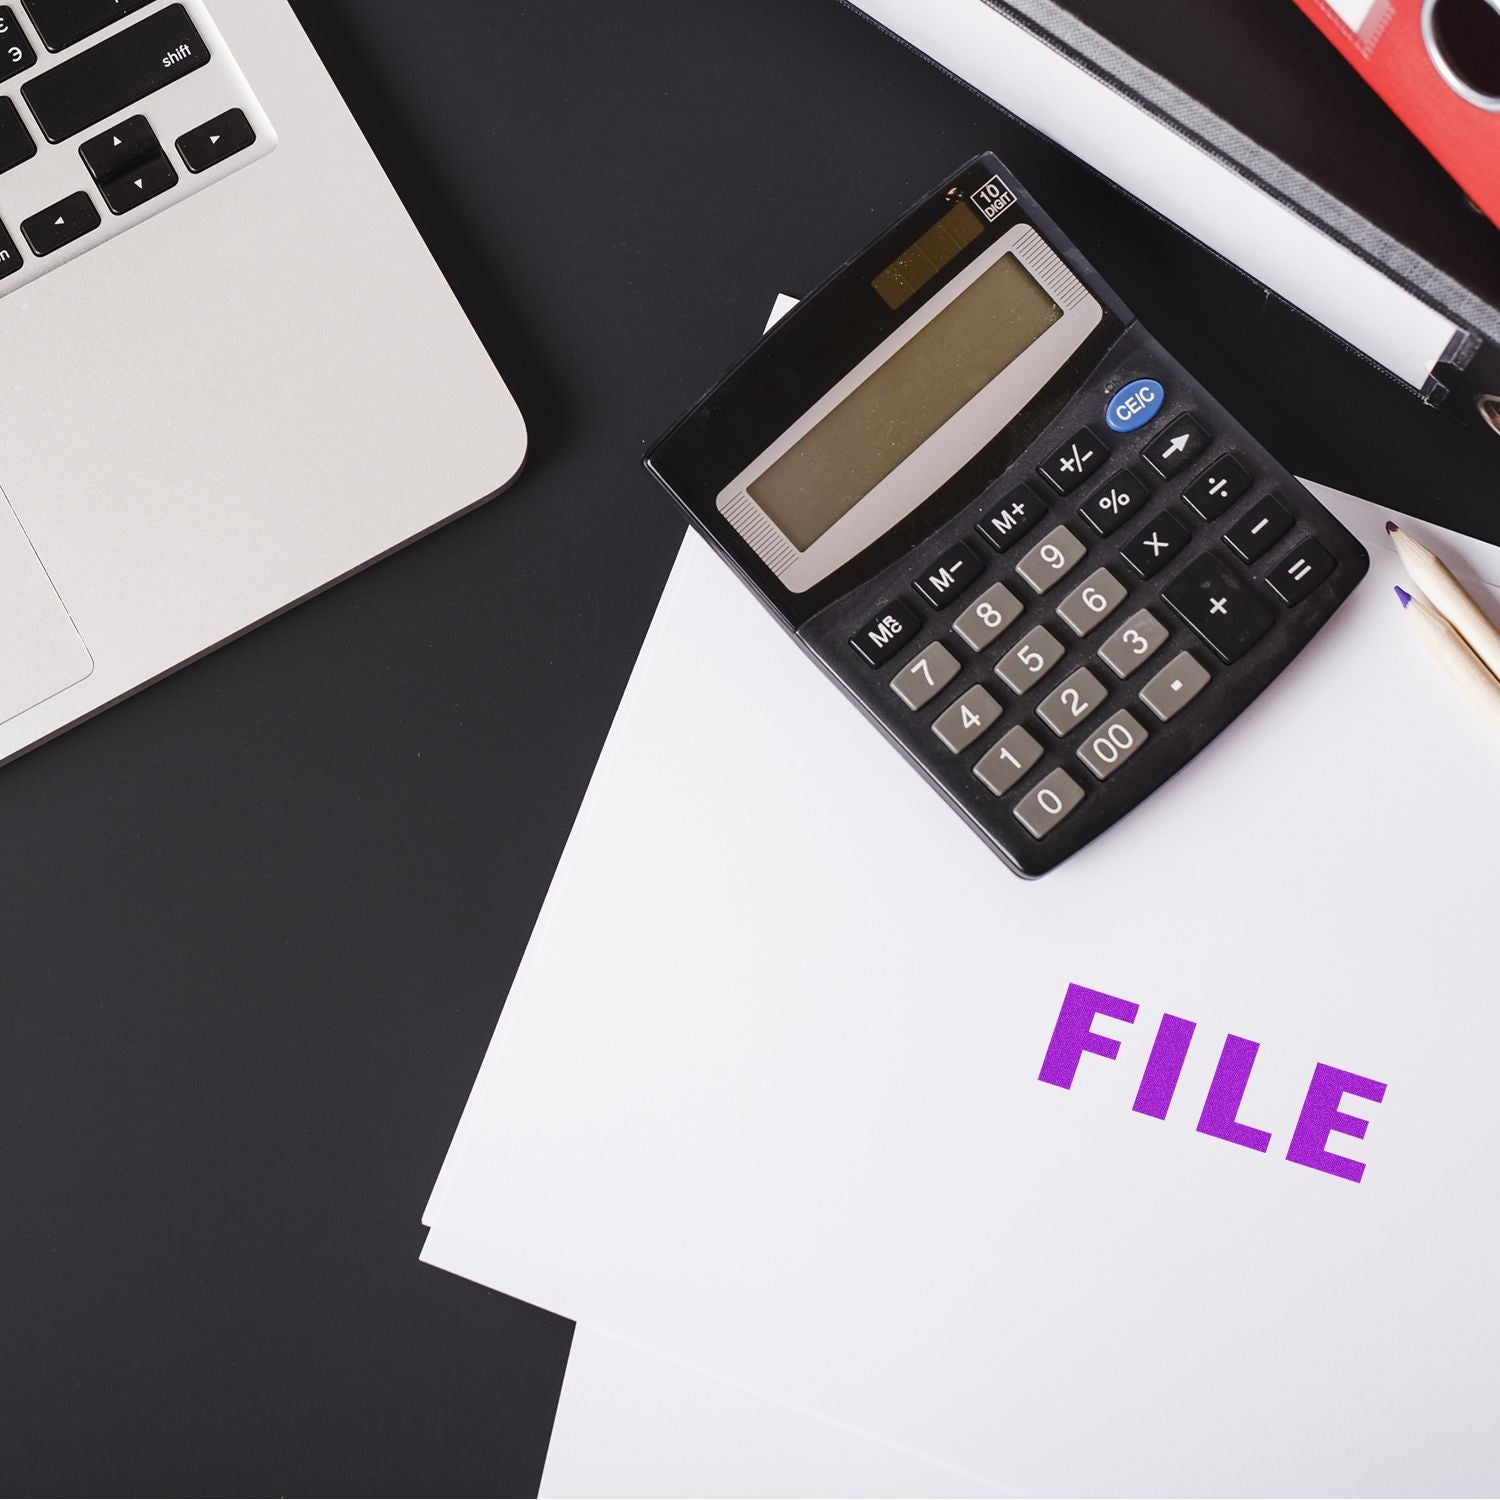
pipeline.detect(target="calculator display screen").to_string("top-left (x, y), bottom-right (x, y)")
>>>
top-left (747, 258), bottom-right (1062, 551)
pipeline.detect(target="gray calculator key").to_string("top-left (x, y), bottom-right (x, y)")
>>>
top-left (952, 581), bottom-right (1023, 651)
top-left (973, 726), bottom-right (1043, 796)
top-left (1014, 767), bottom-right (1085, 838)
top-left (1055, 566), bottom-right (1128, 637)
top-left (891, 641), bottom-right (960, 710)
top-left (932, 685), bottom-right (1001, 753)
top-left (1077, 709), bottom-right (1149, 780)
top-left (1098, 609), bottom-right (1169, 679)
top-left (1037, 667), bottom-right (1106, 736)
top-left (995, 625), bottom-right (1065, 693)
top-left (1138, 651), bottom-right (1211, 721)
top-left (1015, 524), bottom-right (1087, 594)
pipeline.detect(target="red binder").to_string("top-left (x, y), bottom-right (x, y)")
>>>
top-left (1291, 0), bottom-right (1500, 229)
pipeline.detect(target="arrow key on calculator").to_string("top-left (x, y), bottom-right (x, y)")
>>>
top-left (1143, 416), bottom-right (1210, 478)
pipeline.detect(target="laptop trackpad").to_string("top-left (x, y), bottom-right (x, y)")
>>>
top-left (0, 490), bottom-right (92, 728)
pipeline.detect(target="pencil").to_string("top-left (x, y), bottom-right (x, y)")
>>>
top-left (1386, 521), bottom-right (1500, 683)
top-left (1395, 586), bottom-right (1500, 736)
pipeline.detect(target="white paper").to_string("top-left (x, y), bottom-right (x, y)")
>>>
top-left (426, 486), bottom-right (1500, 1496)
top-left (542, 1327), bottom-right (1011, 1498)
top-left (842, 0), bottom-right (1456, 391)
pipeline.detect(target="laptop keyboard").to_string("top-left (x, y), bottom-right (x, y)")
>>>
top-left (0, 0), bottom-right (271, 293)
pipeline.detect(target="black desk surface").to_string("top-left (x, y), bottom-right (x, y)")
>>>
top-left (5, 2), bottom-right (1497, 1495)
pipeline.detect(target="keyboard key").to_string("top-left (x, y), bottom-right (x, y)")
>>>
top-left (850, 599), bottom-right (920, 668)
top-left (1097, 609), bottom-right (1169, 679)
top-left (1037, 667), bottom-right (1106, 736)
top-left (976, 483), bottom-right (1045, 554)
top-left (1103, 377), bottom-right (1165, 434)
top-left (1183, 455), bottom-right (1252, 521)
top-left (1055, 567), bottom-right (1127, 636)
top-left (952, 581), bottom-right (1022, 652)
top-left (995, 625), bottom-right (1065, 694)
top-left (1038, 426), bottom-right (1107, 493)
top-left (22, 5), bottom-right (208, 144)
top-left (1224, 495), bottom-right (1293, 563)
top-left (891, 641), bottom-right (960, 711)
top-left (932, 685), bottom-right (1001, 754)
top-left (974, 726), bottom-right (1043, 796)
top-left (177, 107), bottom-right (255, 173)
top-left (98, 148), bottom-right (175, 213)
top-left (913, 540), bottom-right (982, 608)
top-left (1014, 768), bottom-right (1085, 838)
top-left (21, 189), bottom-right (98, 254)
top-left (1078, 466), bottom-right (1149, 537)
top-left (0, 94), bottom-right (35, 173)
top-left (1121, 511), bottom-right (1190, 579)
top-left (79, 112), bottom-right (156, 179)
top-left (1077, 709), bottom-right (1149, 780)
top-left (0, 7), bottom-right (36, 81)
top-left (1139, 651), bottom-right (1211, 721)
top-left (0, 216), bottom-right (21, 278)
top-left (1265, 540), bottom-right (1336, 606)
top-left (1015, 524), bottom-right (1086, 594)
top-left (21, 0), bottom-right (153, 51)
top-left (1142, 415), bottom-right (1211, 479)
top-left (1162, 552), bottom-right (1274, 663)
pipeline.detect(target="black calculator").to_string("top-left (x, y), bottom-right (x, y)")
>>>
top-left (645, 154), bottom-right (1368, 876)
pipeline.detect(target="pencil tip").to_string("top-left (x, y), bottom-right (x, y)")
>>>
top-left (1385, 520), bottom-right (1401, 534)
top-left (1395, 586), bottom-right (1413, 608)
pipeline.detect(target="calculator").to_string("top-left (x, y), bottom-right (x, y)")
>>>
top-left (644, 154), bottom-right (1368, 876)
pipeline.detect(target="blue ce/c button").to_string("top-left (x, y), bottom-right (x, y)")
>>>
top-left (1105, 378), bottom-right (1165, 433)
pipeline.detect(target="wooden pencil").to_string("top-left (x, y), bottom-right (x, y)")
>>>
top-left (1387, 521), bottom-right (1500, 684)
top-left (1395, 586), bottom-right (1500, 737)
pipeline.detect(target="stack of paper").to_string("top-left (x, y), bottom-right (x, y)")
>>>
top-left (423, 484), bottom-right (1500, 1497)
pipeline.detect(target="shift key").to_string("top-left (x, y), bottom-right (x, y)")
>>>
top-left (22, 5), bottom-right (208, 144)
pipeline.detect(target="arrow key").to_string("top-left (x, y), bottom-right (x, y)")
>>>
top-left (99, 149), bottom-right (177, 214)
top-left (80, 114), bottom-right (158, 182)
top-left (177, 108), bottom-right (255, 173)
top-left (1142, 415), bottom-right (1211, 479)
top-left (21, 191), bottom-right (100, 256)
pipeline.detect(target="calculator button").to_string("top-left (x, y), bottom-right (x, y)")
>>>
top-left (1037, 667), bottom-right (1106, 736)
top-left (1162, 553), bottom-right (1274, 663)
top-left (932, 685), bottom-right (1002, 754)
top-left (851, 600), bottom-right (920, 667)
top-left (913, 540), bottom-right (982, 608)
top-left (952, 581), bottom-right (1023, 651)
top-left (1077, 709), bottom-right (1149, 780)
top-left (1183, 456), bottom-right (1252, 521)
top-left (891, 642), bottom-right (960, 710)
top-left (1055, 567), bottom-right (1127, 637)
top-left (1038, 427), bottom-right (1108, 493)
top-left (1265, 540), bottom-right (1336, 606)
top-left (1139, 651), bottom-right (1211, 721)
top-left (1142, 416), bottom-right (1211, 479)
top-left (1078, 467), bottom-right (1149, 537)
top-left (1104, 378), bottom-right (1165, 434)
top-left (995, 625), bottom-right (1065, 693)
top-left (977, 485), bottom-right (1045, 554)
top-left (1015, 524), bottom-right (1086, 594)
top-left (1224, 495), bottom-right (1293, 563)
top-left (1014, 768), bottom-right (1085, 839)
top-left (1097, 609), bottom-right (1169, 679)
top-left (974, 726), bottom-right (1043, 796)
top-left (1121, 511), bottom-right (1190, 579)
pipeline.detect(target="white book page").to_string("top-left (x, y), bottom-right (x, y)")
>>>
top-left (426, 485), bottom-right (1500, 1496)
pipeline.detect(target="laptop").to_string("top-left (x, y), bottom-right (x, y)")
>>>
top-left (0, 0), bottom-right (527, 764)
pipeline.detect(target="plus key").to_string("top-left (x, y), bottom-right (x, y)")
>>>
top-left (1162, 552), bottom-right (1273, 663)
